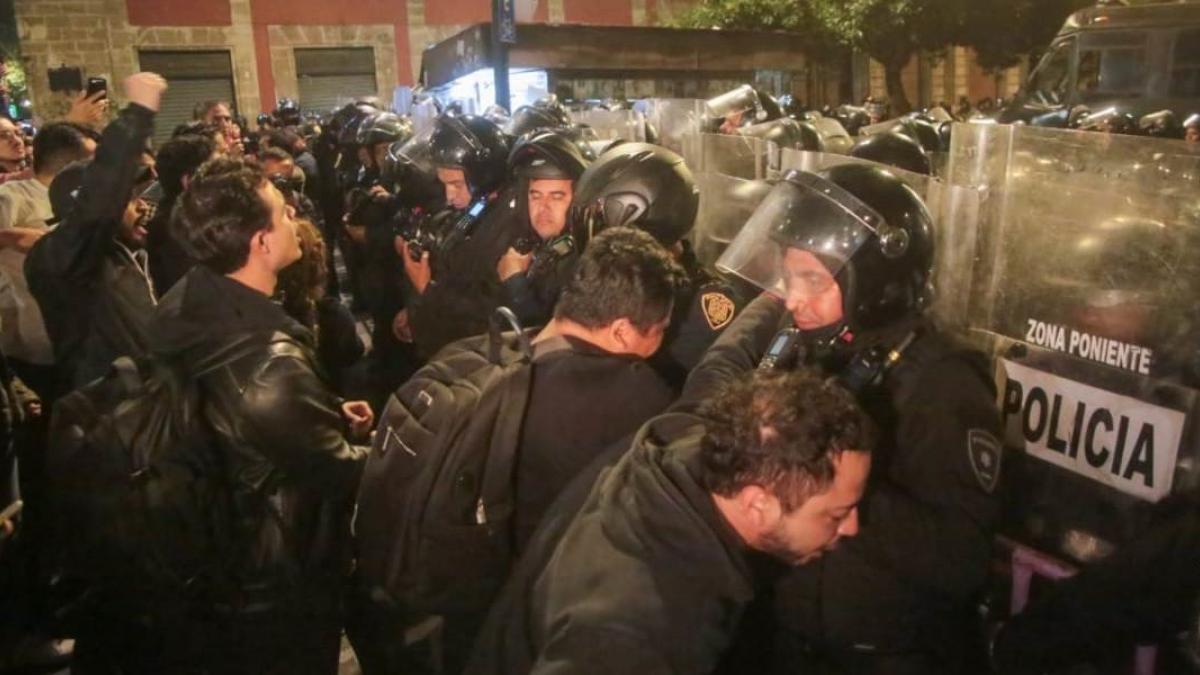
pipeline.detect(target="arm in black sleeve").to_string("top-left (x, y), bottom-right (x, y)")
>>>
top-left (672, 293), bottom-right (785, 414)
top-left (42, 104), bottom-right (154, 279)
top-left (840, 356), bottom-right (1002, 599)
top-left (239, 346), bottom-right (368, 499)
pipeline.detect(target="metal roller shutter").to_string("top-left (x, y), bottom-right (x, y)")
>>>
top-left (295, 47), bottom-right (378, 114)
top-left (138, 51), bottom-right (237, 145)
top-left (297, 74), bottom-right (379, 115)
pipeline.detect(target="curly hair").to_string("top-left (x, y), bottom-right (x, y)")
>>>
top-left (698, 370), bottom-right (876, 511)
top-left (554, 226), bottom-right (686, 332)
top-left (276, 219), bottom-right (327, 329)
top-left (171, 157), bottom-right (271, 274)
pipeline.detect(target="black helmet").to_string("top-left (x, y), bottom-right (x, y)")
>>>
top-left (850, 132), bottom-right (932, 176)
top-left (276, 98), bottom-right (301, 123)
top-left (568, 142), bottom-right (699, 248)
top-left (893, 116), bottom-right (942, 153)
top-left (336, 103), bottom-right (380, 146)
top-left (764, 165), bottom-right (934, 333)
top-left (382, 135), bottom-right (444, 211)
top-left (1078, 107), bottom-right (1136, 135)
top-left (1138, 110), bottom-right (1182, 139)
top-left (356, 112), bottom-right (414, 146)
top-left (256, 112), bottom-right (273, 127)
top-left (429, 114), bottom-right (510, 195)
top-left (1030, 109), bottom-right (1069, 129)
top-left (937, 122), bottom-right (953, 152)
top-left (509, 129), bottom-right (592, 181)
top-left (740, 118), bottom-right (820, 151)
top-left (835, 105), bottom-right (872, 136)
top-left (508, 104), bottom-right (572, 137)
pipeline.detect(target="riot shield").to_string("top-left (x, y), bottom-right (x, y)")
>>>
top-left (944, 122), bottom-right (1200, 565)
top-left (775, 149), bottom-right (979, 327)
top-left (643, 98), bottom-right (705, 154)
top-left (410, 99), bottom-right (439, 139)
top-left (682, 133), bottom-right (770, 181)
top-left (811, 118), bottom-right (854, 154)
top-left (690, 172), bottom-right (772, 267)
top-left (569, 109), bottom-right (647, 143)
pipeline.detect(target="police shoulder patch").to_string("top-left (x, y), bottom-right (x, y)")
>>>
top-left (701, 292), bottom-right (735, 331)
top-left (967, 429), bottom-right (1002, 493)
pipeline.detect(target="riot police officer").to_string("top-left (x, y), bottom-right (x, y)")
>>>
top-left (401, 114), bottom-right (518, 359)
top-left (569, 142), bottom-right (748, 388)
top-left (701, 164), bottom-right (1002, 673)
top-left (506, 96), bottom-right (572, 138)
top-left (495, 129), bottom-right (592, 326)
top-left (849, 131), bottom-right (933, 176)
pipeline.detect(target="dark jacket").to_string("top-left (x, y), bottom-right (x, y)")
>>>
top-left (146, 191), bottom-right (194, 294)
top-left (27, 104), bottom-right (158, 388)
top-left (150, 266), bottom-right (368, 632)
top-left (513, 335), bottom-right (674, 552)
top-left (468, 413), bottom-right (755, 675)
top-left (651, 251), bottom-right (748, 391)
top-left (409, 190), bottom-right (521, 359)
top-left (500, 240), bottom-right (577, 329)
top-left (690, 296), bottom-right (1002, 672)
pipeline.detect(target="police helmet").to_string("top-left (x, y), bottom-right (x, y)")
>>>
top-left (381, 135), bottom-right (444, 211)
top-left (739, 118), bottom-right (821, 151)
top-left (276, 98), bottom-right (301, 123)
top-left (569, 142), bottom-right (699, 248)
top-left (336, 103), bottom-right (380, 146)
top-left (937, 121), bottom-right (953, 152)
top-left (835, 105), bottom-right (872, 136)
top-left (850, 132), bottom-right (932, 176)
top-left (256, 112), bottom-right (273, 127)
top-left (1138, 110), bottom-right (1182, 139)
top-left (508, 104), bottom-right (572, 137)
top-left (482, 104), bottom-right (511, 128)
top-left (893, 116), bottom-right (942, 153)
top-left (508, 129), bottom-right (592, 181)
top-left (356, 112), bottom-right (414, 147)
top-left (1030, 109), bottom-right (1070, 129)
top-left (1078, 107), bottom-right (1137, 135)
top-left (765, 164), bottom-right (934, 333)
top-left (429, 114), bottom-right (510, 195)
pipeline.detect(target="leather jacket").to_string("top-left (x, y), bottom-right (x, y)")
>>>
top-left (150, 265), bottom-right (369, 612)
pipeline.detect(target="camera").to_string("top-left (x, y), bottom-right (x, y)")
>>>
top-left (394, 211), bottom-right (442, 264)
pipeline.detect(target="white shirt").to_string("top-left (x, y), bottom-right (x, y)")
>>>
top-left (0, 178), bottom-right (54, 364)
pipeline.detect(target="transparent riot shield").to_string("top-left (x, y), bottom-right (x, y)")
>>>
top-left (410, 99), bottom-right (439, 139)
top-left (690, 173), bottom-right (772, 267)
top-left (570, 109), bottom-right (647, 143)
top-left (643, 98), bottom-right (705, 154)
top-left (811, 117), bottom-right (854, 154)
top-left (775, 148), bottom-right (979, 328)
top-left (682, 133), bottom-right (770, 181)
top-left (944, 122), bottom-right (1200, 566)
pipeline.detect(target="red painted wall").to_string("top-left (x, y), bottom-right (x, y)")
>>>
top-left (563, 0), bottom-right (632, 25)
top-left (424, 0), bottom-right (490, 25)
top-left (126, 0), bottom-right (231, 26)
top-left (249, 0), bottom-right (405, 25)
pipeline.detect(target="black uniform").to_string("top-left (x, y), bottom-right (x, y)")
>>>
top-left (651, 247), bottom-right (747, 390)
top-left (692, 296), bottom-right (1002, 673)
top-left (499, 238), bottom-right (576, 328)
top-left (408, 190), bottom-right (521, 359)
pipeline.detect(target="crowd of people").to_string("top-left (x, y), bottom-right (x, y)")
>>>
top-left (0, 71), bottom-right (1195, 675)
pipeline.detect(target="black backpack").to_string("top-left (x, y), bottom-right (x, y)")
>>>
top-left (354, 308), bottom-right (562, 619)
top-left (43, 352), bottom-right (239, 630)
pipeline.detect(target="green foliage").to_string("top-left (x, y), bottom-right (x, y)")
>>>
top-left (965, 0), bottom-right (1093, 72)
top-left (674, 0), bottom-right (807, 30)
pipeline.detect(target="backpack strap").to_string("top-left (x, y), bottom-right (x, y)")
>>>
top-left (489, 307), bottom-right (533, 365)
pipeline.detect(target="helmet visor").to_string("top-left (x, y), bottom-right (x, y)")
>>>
top-left (716, 170), bottom-right (886, 298)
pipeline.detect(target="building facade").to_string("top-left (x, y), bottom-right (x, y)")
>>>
top-left (14, 0), bottom-right (1022, 135)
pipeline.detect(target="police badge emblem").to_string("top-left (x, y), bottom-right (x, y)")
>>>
top-left (701, 292), bottom-right (735, 330)
top-left (967, 429), bottom-right (1002, 493)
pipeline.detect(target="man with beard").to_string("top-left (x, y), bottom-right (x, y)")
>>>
top-left (466, 368), bottom-right (874, 675)
top-left (26, 73), bottom-right (166, 388)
